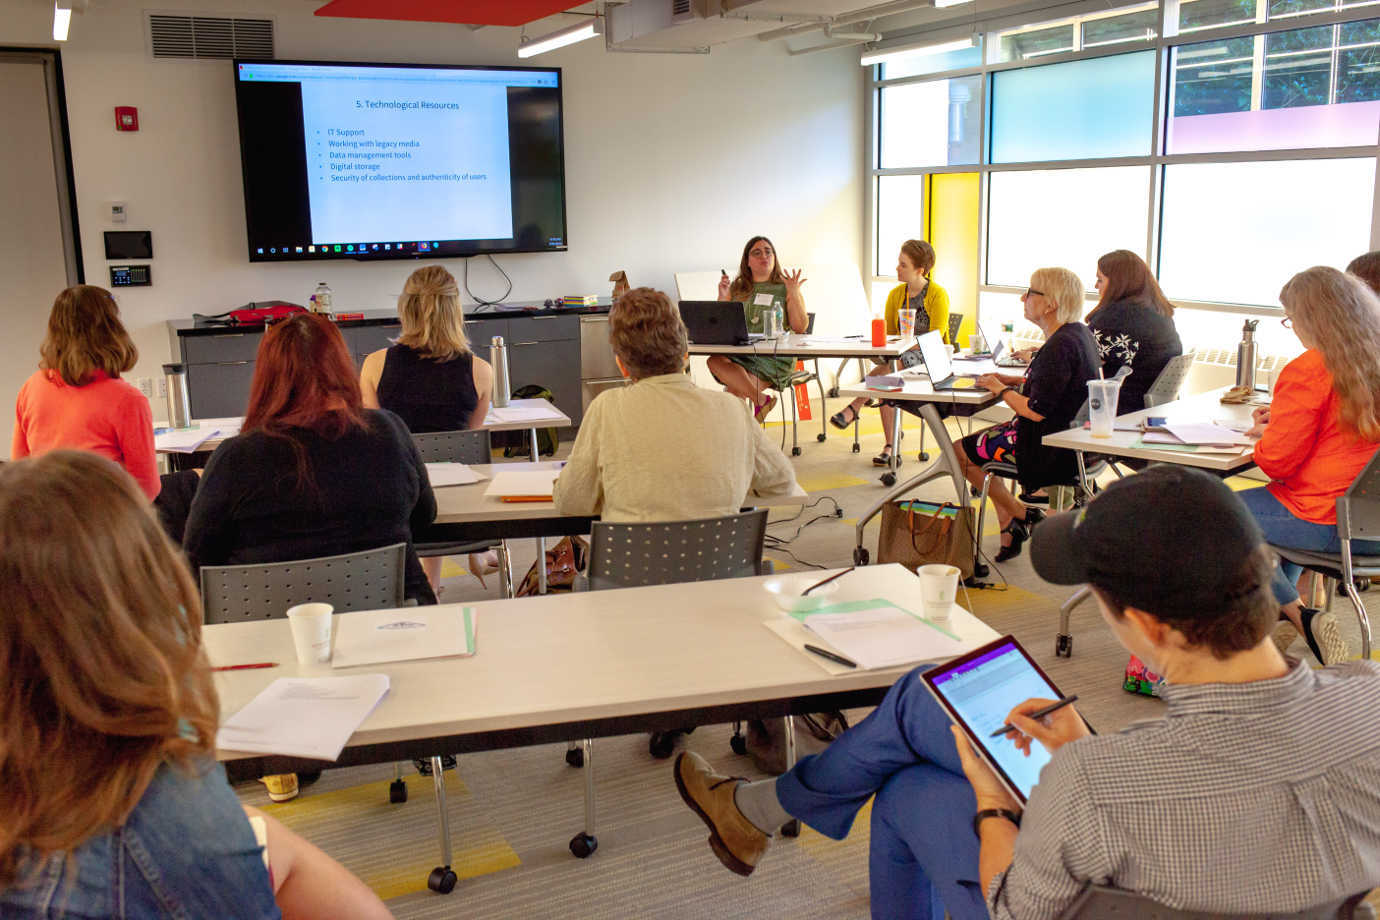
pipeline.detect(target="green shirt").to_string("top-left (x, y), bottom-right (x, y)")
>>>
top-left (741, 282), bottom-right (787, 334)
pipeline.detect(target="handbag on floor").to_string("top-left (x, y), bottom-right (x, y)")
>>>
top-left (876, 499), bottom-right (976, 580)
top-left (744, 712), bottom-right (850, 775)
top-left (1123, 654), bottom-right (1163, 697)
top-left (515, 535), bottom-right (588, 597)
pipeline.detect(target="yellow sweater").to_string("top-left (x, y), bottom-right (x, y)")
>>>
top-left (883, 280), bottom-right (950, 342)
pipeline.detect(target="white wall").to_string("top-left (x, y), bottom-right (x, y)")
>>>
top-left (1, 0), bottom-right (864, 415)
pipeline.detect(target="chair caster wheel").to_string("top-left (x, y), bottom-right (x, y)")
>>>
top-left (648, 731), bottom-right (677, 759)
top-left (389, 778), bottom-right (407, 803)
top-left (851, 443), bottom-right (861, 453)
top-left (972, 562), bottom-right (990, 579)
top-left (853, 547), bottom-right (870, 566)
top-left (730, 732), bottom-right (748, 755)
top-left (570, 833), bottom-right (598, 858)
top-left (880, 472), bottom-right (896, 487)
top-left (827, 386), bottom-right (840, 398)
top-left (1056, 634), bottom-right (1073, 658)
top-left (918, 451), bottom-right (930, 461)
top-left (791, 446), bottom-right (802, 457)
top-left (565, 746), bottom-right (584, 768)
top-left (427, 866), bottom-right (457, 894)
top-left (816, 433), bottom-right (827, 442)
top-left (781, 819), bottom-right (800, 838)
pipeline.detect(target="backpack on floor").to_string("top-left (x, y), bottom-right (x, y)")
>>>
top-left (499, 384), bottom-right (560, 458)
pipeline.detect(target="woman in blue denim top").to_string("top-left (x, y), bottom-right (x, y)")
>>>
top-left (0, 451), bottom-right (391, 920)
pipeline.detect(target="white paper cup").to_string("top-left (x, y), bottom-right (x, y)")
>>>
top-left (919, 564), bottom-right (959, 623)
top-left (286, 602), bottom-right (334, 664)
top-left (1086, 378), bottom-right (1123, 439)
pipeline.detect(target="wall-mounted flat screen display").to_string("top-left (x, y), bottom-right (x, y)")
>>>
top-left (233, 59), bottom-right (567, 262)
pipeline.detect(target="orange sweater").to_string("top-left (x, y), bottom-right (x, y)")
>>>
top-left (1254, 349), bottom-right (1377, 524)
top-left (12, 369), bottom-right (160, 500)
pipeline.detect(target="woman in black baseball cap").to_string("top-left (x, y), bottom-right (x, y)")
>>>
top-left (674, 466), bottom-right (1380, 918)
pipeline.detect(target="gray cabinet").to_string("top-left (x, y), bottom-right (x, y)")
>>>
top-left (174, 311), bottom-right (594, 428)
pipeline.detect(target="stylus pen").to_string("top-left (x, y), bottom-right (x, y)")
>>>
top-left (804, 644), bottom-right (857, 669)
top-left (989, 695), bottom-right (1079, 737)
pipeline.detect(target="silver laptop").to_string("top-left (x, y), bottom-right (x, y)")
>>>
top-left (917, 330), bottom-right (976, 391)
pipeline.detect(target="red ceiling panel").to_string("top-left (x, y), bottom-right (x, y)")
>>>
top-left (313, 0), bottom-right (578, 28)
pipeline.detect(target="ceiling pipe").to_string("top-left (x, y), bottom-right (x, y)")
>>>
top-left (788, 37), bottom-right (875, 54)
top-left (755, 0), bottom-right (938, 42)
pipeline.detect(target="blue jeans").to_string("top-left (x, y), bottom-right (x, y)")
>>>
top-left (1239, 486), bottom-right (1380, 606)
top-left (775, 667), bottom-right (986, 920)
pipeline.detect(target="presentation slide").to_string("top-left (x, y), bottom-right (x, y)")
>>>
top-left (301, 78), bottom-right (513, 245)
top-left (931, 643), bottom-right (1057, 798)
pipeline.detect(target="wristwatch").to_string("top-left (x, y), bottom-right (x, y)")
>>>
top-left (972, 807), bottom-right (1022, 837)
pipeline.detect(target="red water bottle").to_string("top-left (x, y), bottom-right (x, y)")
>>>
top-left (870, 317), bottom-right (885, 347)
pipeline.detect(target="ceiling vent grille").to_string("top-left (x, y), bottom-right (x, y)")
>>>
top-left (148, 14), bottom-right (274, 59)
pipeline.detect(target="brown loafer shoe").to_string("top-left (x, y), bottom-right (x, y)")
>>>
top-left (674, 752), bottom-right (769, 877)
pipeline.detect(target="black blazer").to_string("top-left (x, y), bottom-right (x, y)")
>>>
top-left (1015, 322), bottom-right (1102, 492)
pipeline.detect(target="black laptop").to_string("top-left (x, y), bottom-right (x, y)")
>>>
top-left (678, 301), bottom-right (763, 346)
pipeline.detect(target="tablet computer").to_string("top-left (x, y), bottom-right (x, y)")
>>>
top-left (921, 634), bottom-right (1066, 804)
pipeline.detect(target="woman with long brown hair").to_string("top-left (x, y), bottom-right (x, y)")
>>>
top-left (709, 235), bottom-right (808, 421)
top-left (1241, 266), bottom-right (1380, 665)
top-left (11, 285), bottom-right (158, 499)
top-left (184, 312), bottom-right (436, 603)
top-left (1086, 250), bottom-right (1182, 414)
top-left (0, 451), bottom-right (391, 919)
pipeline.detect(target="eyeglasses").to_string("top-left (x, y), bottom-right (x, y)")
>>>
top-left (749, 248), bottom-right (774, 259)
top-left (1281, 315), bottom-right (1293, 329)
top-left (1024, 288), bottom-right (1045, 298)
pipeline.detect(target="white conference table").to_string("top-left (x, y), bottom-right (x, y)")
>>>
top-left (424, 461), bottom-right (810, 595)
top-left (686, 333), bottom-right (912, 359)
top-left (154, 398), bottom-right (571, 458)
top-left (836, 371), bottom-right (1000, 572)
top-left (208, 563), bottom-right (998, 881)
top-left (1041, 387), bottom-right (1260, 474)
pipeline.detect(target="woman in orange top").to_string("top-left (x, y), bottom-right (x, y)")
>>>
top-left (1241, 266), bottom-right (1380, 664)
top-left (11, 286), bottom-right (158, 500)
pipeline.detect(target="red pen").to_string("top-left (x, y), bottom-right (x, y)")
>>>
top-left (213, 662), bottom-right (278, 672)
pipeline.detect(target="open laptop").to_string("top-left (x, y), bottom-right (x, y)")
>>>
top-left (976, 320), bottom-right (1030, 368)
top-left (678, 301), bottom-right (764, 346)
top-left (917, 330), bottom-right (977, 391)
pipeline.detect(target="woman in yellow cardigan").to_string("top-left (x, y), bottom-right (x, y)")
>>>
top-left (830, 239), bottom-right (950, 465)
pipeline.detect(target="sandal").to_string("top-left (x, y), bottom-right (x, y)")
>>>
top-left (753, 395), bottom-right (778, 423)
top-left (830, 405), bottom-right (860, 430)
top-left (872, 448), bottom-right (902, 467)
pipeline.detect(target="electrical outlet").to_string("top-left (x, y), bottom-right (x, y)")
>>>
top-left (156, 376), bottom-right (167, 398)
top-left (135, 376), bottom-right (154, 399)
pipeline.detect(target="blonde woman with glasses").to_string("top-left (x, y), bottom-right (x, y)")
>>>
top-left (1241, 266), bottom-right (1380, 665)
top-left (953, 268), bottom-right (1100, 561)
top-left (0, 451), bottom-right (391, 920)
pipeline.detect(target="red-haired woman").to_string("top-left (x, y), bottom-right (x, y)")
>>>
top-left (184, 313), bottom-right (437, 606)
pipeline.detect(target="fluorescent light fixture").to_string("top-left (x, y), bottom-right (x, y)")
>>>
top-left (860, 35), bottom-right (975, 66)
top-left (517, 17), bottom-right (601, 58)
top-left (53, 1), bottom-right (71, 41)
top-left (933, 0), bottom-right (974, 7)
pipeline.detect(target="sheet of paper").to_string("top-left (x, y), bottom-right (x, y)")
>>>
top-left (424, 462), bottom-right (485, 488)
top-left (332, 606), bottom-right (475, 668)
top-left (483, 469), bottom-right (560, 499)
top-left (216, 674), bottom-right (390, 761)
top-left (1162, 422), bottom-right (1254, 446)
top-left (193, 416), bottom-right (243, 437)
top-left (801, 604), bottom-right (972, 670)
top-left (1130, 438), bottom-right (1247, 455)
top-left (487, 405), bottom-right (561, 424)
top-left (155, 427), bottom-right (218, 452)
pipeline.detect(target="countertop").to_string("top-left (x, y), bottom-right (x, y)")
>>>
top-left (169, 300), bottom-right (612, 336)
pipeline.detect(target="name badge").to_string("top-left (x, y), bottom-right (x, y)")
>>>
top-left (753, 292), bottom-right (775, 307)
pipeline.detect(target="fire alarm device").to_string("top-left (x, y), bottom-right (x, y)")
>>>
top-left (114, 106), bottom-right (138, 131)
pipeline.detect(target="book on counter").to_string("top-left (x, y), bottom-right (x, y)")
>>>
top-left (562, 294), bottom-right (599, 306)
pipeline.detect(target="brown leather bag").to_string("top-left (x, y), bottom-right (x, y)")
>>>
top-left (515, 535), bottom-right (589, 597)
top-left (876, 500), bottom-right (975, 580)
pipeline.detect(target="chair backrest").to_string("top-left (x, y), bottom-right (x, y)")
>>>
top-left (586, 510), bottom-right (769, 591)
top-left (199, 543), bottom-right (407, 624)
top-left (948, 312), bottom-right (963, 345)
top-left (1339, 449), bottom-right (1380, 542)
top-left (412, 429), bottom-right (491, 465)
top-left (1143, 351), bottom-right (1196, 409)
top-left (1056, 884), bottom-right (1371, 920)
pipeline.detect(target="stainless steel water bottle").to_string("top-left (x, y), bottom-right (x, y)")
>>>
top-left (490, 336), bottom-right (511, 408)
top-left (1236, 319), bottom-right (1259, 391)
top-left (163, 363), bottom-right (190, 428)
